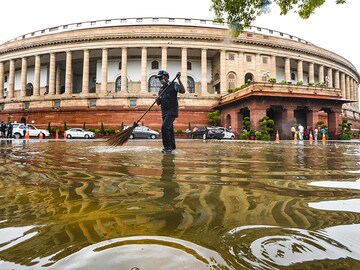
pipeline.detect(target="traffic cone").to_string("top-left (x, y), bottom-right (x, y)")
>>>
top-left (25, 130), bottom-right (30, 140)
top-left (275, 130), bottom-right (280, 142)
top-left (322, 133), bottom-right (326, 142)
top-left (309, 131), bottom-right (313, 143)
top-left (55, 130), bottom-right (59, 140)
top-left (294, 133), bottom-right (298, 142)
top-left (39, 131), bottom-right (43, 140)
top-left (64, 132), bottom-right (67, 140)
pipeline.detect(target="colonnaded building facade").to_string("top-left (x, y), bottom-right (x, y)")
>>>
top-left (0, 17), bottom-right (359, 138)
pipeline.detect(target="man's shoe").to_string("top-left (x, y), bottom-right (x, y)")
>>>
top-left (161, 148), bottom-right (172, 153)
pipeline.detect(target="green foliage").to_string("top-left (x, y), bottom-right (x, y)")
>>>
top-left (187, 122), bottom-right (192, 131)
top-left (63, 121), bottom-right (67, 131)
top-left (208, 110), bottom-right (221, 126)
top-left (228, 82), bottom-right (251, 93)
top-left (176, 129), bottom-right (183, 134)
top-left (120, 122), bottom-right (124, 131)
top-left (243, 116), bottom-right (251, 131)
top-left (47, 122), bottom-right (51, 133)
top-left (211, 0), bottom-right (347, 37)
top-left (240, 132), bottom-right (249, 139)
top-left (100, 122), bottom-right (105, 134)
top-left (296, 81), bottom-right (304, 85)
top-left (83, 122), bottom-right (86, 130)
top-left (258, 116), bottom-right (274, 141)
top-left (105, 128), bottom-right (116, 134)
top-left (268, 78), bottom-right (276, 83)
top-left (88, 128), bottom-right (100, 134)
top-left (279, 80), bottom-right (287, 84)
top-left (315, 81), bottom-right (325, 87)
top-left (338, 119), bottom-right (352, 140)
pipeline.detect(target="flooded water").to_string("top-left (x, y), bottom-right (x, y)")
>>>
top-left (1, 138), bottom-right (360, 270)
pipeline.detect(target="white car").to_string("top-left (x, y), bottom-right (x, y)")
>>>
top-left (65, 128), bottom-right (95, 139)
top-left (216, 127), bottom-right (236, 140)
top-left (12, 123), bottom-right (50, 139)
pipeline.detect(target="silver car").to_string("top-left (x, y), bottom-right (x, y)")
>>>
top-left (128, 126), bottom-right (159, 139)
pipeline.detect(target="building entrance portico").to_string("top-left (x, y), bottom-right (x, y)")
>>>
top-left (216, 84), bottom-right (347, 139)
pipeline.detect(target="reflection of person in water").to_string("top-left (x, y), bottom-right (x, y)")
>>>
top-left (157, 154), bottom-right (182, 230)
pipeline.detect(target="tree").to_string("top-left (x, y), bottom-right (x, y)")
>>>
top-left (211, 0), bottom-right (347, 36)
top-left (338, 119), bottom-right (352, 140)
top-left (208, 110), bottom-right (221, 126)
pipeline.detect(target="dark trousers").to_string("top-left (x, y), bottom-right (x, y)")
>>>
top-left (161, 114), bottom-right (176, 150)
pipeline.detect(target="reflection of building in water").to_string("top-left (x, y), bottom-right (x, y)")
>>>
top-left (1, 167), bottom-right (360, 266)
top-left (1, 144), bottom-right (360, 266)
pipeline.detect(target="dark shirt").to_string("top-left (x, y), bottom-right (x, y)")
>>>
top-left (158, 81), bottom-right (181, 117)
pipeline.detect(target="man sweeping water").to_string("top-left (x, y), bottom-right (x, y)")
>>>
top-left (155, 70), bottom-right (185, 153)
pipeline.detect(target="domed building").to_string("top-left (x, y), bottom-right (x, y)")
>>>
top-left (0, 17), bottom-right (358, 138)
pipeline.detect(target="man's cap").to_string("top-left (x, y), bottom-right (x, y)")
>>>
top-left (155, 70), bottom-right (169, 79)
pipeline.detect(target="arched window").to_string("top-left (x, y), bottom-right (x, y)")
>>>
top-left (226, 114), bottom-right (232, 130)
top-left (291, 72), bottom-right (296, 81)
top-left (227, 72), bottom-right (237, 89)
top-left (187, 76), bottom-right (195, 93)
top-left (214, 73), bottom-right (220, 81)
top-left (115, 76), bottom-right (128, 92)
top-left (187, 61), bottom-right (192, 70)
top-left (26, 83), bottom-right (33, 96)
top-left (148, 75), bottom-right (161, 93)
top-left (245, 73), bottom-right (254, 84)
top-left (151, 60), bottom-right (159, 70)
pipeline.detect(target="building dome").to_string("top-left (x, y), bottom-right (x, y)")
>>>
top-left (0, 17), bottom-right (358, 137)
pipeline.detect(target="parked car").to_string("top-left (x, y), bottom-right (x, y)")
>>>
top-left (216, 127), bottom-right (235, 140)
top-left (65, 128), bottom-right (95, 139)
top-left (126, 125), bottom-right (160, 139)
top-left (12, 123), bottom-right (50, 139)
top-left (191, 126), bottom-right (224, 140)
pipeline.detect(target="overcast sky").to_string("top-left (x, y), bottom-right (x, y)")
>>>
top-left (0, 0), bottom-right (359, 72)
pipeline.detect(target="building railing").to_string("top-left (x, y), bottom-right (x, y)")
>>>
top-left (219, 82), bottom-right (342, 104)
top-left (4, 17), bottom-right (312, 46)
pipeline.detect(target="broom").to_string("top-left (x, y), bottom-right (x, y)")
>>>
top-left (107, 72), bottom-right (181, 146)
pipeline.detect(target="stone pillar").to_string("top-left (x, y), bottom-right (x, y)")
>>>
top-left (34, 55), bottom-right (41, 96)
top-left (284, 57), bottom-right (291, 82)
top-left (201, 48), bottom-right (207, 95)
top-left (297, 60), bottom-right (303, 83)
top-left (341, 72), bottom-right (346, 98)
top-left (8, 60), bottom-right (15, 99)
top-left (239, 52), bottom-right (245, 85)
top-left (121, 47), bottom-right (128, 93)
top-left (282, 107), bottom-right (296, 139)
top-left (181, 47), bottom-right (188, 91)
top-left (101, 48), bottom-right (108, 94)
top-left (334, 70), bottom-right (340, 89)
top-left (20, 57), bottom-right (28, 97)
top-left (270, 55), bottom-right (276, 80)
top-left (309, 62), bottom-right (315, 85)
top-left (65, 51), bottom-right (72, 95)
top-left (49, 53), bottom-right (56, 96)
top-left (318, 65), bottom-right (324, 83)
top-left (55, 65), bottom-right (61, 95)
top-left (220, 50), bottom-right (226, 95)
top-left (346, 75), bottom-right (350, 100)
top-left (141, 47), bottom-right (147, 93)
top-left (0, 62), bottom-right (4, 99)
top-left (307, 110), bottom-right (319, 130)
top-left (255, 54), bottom-right (261, 81)
top-left (327, 68), bottom-right (333, 88)
top-left (82, 49), bottom-right (89, 95)
top-left (328, 109), bottom-right (342, 138)
top-left (161, 47), bottom-right (167, 70)
top-left (249, 108), bottom-right (265, 131)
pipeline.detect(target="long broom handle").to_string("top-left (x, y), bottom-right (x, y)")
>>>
top-left (135, 72), bottom-right (181, 124)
